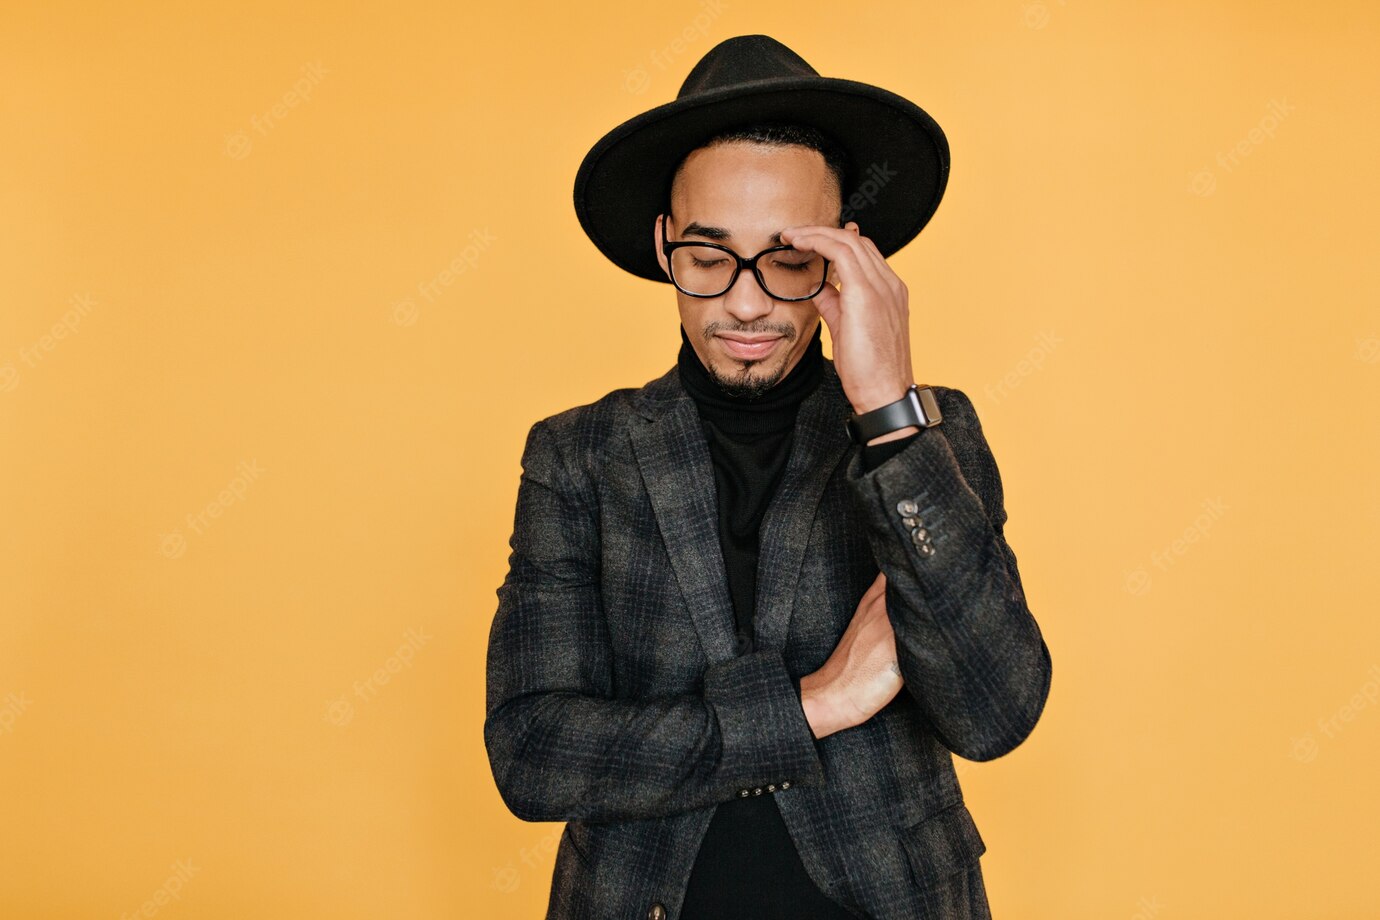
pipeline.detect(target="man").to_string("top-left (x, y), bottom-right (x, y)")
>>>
top-left (484, 34), bottom-right (1053, 920)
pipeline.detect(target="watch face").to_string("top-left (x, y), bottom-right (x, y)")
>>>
top-left (915, 386), bottom-right (942, 426)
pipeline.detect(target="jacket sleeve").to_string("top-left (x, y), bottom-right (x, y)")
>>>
top-left (483, 418), bottom-right (827, 824)
top-left (861, 430), bottom-right (920, 472)
top-left (844, 388), bottom-right (1053, 761)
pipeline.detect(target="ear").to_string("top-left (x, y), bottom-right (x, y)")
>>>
top-left (653, 213), bottom-right (672, 281)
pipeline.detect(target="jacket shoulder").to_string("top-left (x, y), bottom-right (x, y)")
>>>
top-left (521, 369), bottom-right (668, 489)
top-left (529, 380), bottom-right (642, 445)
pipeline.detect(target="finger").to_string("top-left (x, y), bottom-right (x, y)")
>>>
top-left (783, 226), bottom-right (889, 293)
top-left (846, 224), bottom-right (906, 297)
top-left (837, 221), bottom-right (905, 298)
top-left (796, 231), bottom-right (887, 293)
top-left (836, 221), bottom-right (895, 282)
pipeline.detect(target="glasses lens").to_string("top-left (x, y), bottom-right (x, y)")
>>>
top-left (669, 245), bottom-right (737, 296)
top-left (757, 248), bottom-right (826, 299)
top-left (670, 244), bottom-right (827, 299)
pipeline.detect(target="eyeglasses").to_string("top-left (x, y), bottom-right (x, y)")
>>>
top-left (662, 229), bottom-right (831, 302)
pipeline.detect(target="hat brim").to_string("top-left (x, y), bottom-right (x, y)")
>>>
top-left (573, 75), bottom-right (950, 284)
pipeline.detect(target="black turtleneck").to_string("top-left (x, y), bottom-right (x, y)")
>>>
top-left (676, 322), bottom-right (915, 920)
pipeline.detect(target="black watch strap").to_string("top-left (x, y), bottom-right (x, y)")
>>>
top-left (845, 385), bottom-right (942, 445)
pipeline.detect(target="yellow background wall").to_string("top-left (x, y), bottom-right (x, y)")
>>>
top-left (3, 2), bottom-right (1377, 917)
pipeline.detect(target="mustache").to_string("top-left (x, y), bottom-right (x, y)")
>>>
top-left (706, 325), bottom-right (795, 338)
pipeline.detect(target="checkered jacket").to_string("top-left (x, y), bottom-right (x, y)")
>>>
top-left (484, 356), bottom-right (1053, 919)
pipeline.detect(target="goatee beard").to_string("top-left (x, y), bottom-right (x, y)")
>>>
top-left (709, 359), bottom-right (786, 400)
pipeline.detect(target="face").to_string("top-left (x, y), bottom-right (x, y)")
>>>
top-left (654, 141), bottom-right (841, 399)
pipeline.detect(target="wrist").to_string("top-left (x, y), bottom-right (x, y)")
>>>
top-left (846, 380), bottom-right (941, 448)
top-left (799, 671), bottom-right (845, 739)
top-left (849, 378), bottom-right (916, 416)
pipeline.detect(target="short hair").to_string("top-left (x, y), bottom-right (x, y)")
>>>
top-left (664, 121), bottom-right (850, 222)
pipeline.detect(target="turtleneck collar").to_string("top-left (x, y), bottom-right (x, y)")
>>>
top-left (677, 322), bottom-right (824, 437)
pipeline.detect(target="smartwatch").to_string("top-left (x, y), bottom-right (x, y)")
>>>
top-left (845, 385), bottom-right (942, 445)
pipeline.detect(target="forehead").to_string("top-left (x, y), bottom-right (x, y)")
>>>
top-left (670, 142), bottom-right (838, 232)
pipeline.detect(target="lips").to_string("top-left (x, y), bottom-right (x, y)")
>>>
top-left (718, 335), bottom-right (783, 359)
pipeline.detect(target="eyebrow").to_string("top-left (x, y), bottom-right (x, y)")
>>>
top-left (681, 221), bottom-right (785, 245)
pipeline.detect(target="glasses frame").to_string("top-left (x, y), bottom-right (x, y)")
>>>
top-left (661, 231), bottom-right (831, 302)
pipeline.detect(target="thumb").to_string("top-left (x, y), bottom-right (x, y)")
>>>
top-left (812, 278), bottom-right (842, 332)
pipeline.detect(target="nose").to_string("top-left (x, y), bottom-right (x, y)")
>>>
top-left (720, 266), bottom-right (776, 323)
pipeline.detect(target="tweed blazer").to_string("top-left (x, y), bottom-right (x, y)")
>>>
top-left (484, 355), bottom-right (1053, 920)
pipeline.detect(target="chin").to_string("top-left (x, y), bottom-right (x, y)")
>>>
top-left (718, 352), bottom-right (788, 389)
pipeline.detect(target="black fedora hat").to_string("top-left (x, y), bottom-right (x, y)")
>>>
top-left (573, 33), bottom-right (950, 284)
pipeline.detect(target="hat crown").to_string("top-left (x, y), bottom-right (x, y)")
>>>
top-left (677, 34), bottom-right (819, 100)
top-left (574, 33), bottom-right (949, 284)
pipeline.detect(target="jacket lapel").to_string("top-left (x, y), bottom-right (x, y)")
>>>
top-left (753, 362), bottom-right (853, 649)
top-left (631, 369), bottom-right (739, 664)
top-left (630, 358), bottom-right (855, 664)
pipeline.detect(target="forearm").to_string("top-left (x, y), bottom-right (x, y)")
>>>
top-left (881, 532), bottom-right (1052, 761)
top-left (485, 646), bottom-right (826, 824)
top-left (846, 404), bottom-right (1052, 761)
